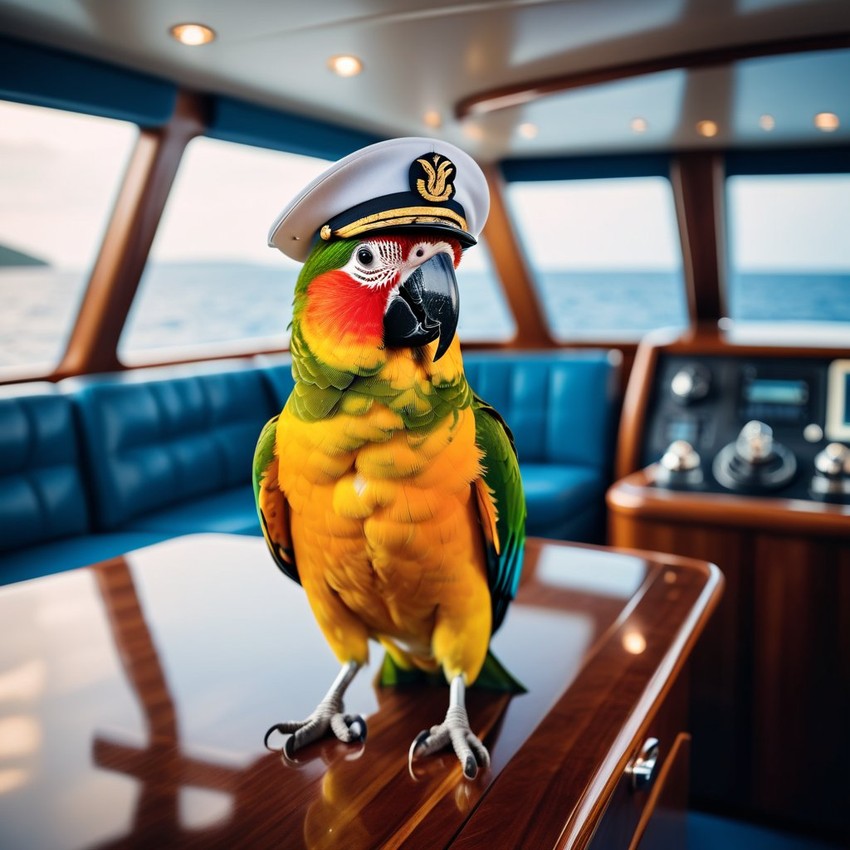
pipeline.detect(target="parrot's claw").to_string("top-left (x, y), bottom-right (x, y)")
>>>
top-left (264, 661), bottom-right (365, 757)
top-left (265, 708), bottom-right (367, 757)
top-left (408, 705), bottom-right (490, 780)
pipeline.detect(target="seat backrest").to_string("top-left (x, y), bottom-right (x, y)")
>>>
top-left (254, 353), bottom-right (295, 410)
top-left (0, 383), bottom-right (90, 552)
top-left (63, 361), bottom-right (274, 530)
top-left (462, 351), bottom-right (620, 468)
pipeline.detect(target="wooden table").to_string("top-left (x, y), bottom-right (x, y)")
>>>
top-left (0, 534), bottom-right (721, 849)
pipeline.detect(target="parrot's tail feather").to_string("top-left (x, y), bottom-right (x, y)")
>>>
top-left (377, 650), bottom-right (526, 694)
top-left (474, 650), bottom-right (527, 694)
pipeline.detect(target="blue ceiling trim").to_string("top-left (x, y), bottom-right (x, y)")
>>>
top-left (726, 147), bottom-right (850, 175)
top-left (208, 97), bottom-right (383, 160)
top-left (0, 36), bottom-right (176, 126)
top-left (501, 154), bottom-right (672, 182)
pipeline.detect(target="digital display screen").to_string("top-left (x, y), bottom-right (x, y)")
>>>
top-left (743, 379), bottom-right (809, 406)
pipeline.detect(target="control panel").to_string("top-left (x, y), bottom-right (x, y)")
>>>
top-left (641, 354), bottom-right (850, 501)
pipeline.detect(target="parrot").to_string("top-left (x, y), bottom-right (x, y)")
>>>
top-left (254, 185), bottom-right (525, 782)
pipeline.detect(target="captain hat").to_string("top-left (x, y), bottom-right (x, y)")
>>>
top-left (268, 136), bottom-right (490, 262)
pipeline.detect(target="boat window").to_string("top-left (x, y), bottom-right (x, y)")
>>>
top-left (457, 241), bottom-right (516, 343)
top-left (119, 137), bottom-right (329, 364)
top-left (0, 100), bottom-right (137, 376)
top-left (506, 176), bottom-right (687, 340)
top-left (725, 174), bottom-right (850, 338)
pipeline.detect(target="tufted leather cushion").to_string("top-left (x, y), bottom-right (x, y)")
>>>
top-left (463, 351), bottom-right (618, 468)
top-left (0, 383), bottom-right (90, 553)
top-left (63, 361), bottom-right (274, 531)
top-left (464, 351), bottom-right (619, 543)
top-left (254, 353), bottom-right (295, 409)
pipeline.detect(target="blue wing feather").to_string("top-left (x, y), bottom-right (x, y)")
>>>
top-left (471, 392), bottom-right (526, 634)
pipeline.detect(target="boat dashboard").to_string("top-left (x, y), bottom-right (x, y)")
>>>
top-left (641, 351), bottom-right (850, 502)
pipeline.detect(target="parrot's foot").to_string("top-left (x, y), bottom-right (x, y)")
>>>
top-left (264, 661), bottom-right (365, 758)
top-left (408, 676), bottom-right (490, 780)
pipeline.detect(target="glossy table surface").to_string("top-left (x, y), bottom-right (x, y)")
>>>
top-left (0, 534), bottom-right (721, 849)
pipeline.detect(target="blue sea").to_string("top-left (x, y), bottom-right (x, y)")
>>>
top-left (1, 263), bottom-right (848, 371)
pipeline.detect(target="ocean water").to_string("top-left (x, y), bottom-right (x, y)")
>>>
top-left (1, 263), bottom-right (848, 371)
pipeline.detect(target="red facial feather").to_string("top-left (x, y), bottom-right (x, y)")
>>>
top-left (304, 235), bottom-right (462, 342)
top-left (305, 269), bottom-right (389, 342)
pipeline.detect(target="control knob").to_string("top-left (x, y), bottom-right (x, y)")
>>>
top-left (655, 440), bottom-right (703, 488)
top-left (810, 443), bottom-right (850, 500)
top-left (670, 364), bottom-right (710, 405)
top-left (713, 420), bottom-right (797, 493)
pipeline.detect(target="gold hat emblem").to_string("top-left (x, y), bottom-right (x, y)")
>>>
top-left (410, 153), bottom-right (455, 203)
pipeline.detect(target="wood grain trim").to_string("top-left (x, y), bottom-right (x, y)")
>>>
top-left (481, 163), bottom-right (555, 348)
top-left (456, 32), bottom-right (850, 119)
top-left (627, 732), bottom-right (691, 850)
top-left (449, 553), bottom-right (723, 850)
top-left (671, 154), bottom-right (726, 325)
top-left (561, 565), bottom-right (722, 850)
top-left (56, 92), bottom-right (208, 377)
top-left (608, 469), bottom-right (850, 536)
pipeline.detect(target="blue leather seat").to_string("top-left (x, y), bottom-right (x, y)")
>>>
top-left (0, 383), bottom-right (169, 583)
top-left (463, 351), bottom-right (619, 541)
top-left (62, 360), bottom-right (274, 538)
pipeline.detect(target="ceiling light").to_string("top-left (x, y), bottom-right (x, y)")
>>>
top-left (518, 122), bottom-right (538, 139)
top-left (759, 114), bottom-right (775, 131)
top-left (423, 111), bottom-right (442, 129)
top-left (630, 117), bottom-right (648, 133)
top-left (328, 55), bottom-right (363, 77)
top-left (462, 122), bottom-right (484, 141)
top-left (696, 120), bottom-right (719, 138)
top-left (814, 112), bottom-right (840, 132)
top-left (169, 23), bottom-right (216, 46)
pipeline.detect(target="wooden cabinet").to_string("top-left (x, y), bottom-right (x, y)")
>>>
top-left (608, 471), bottom-right (850, 844)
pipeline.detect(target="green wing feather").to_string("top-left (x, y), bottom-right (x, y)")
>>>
top-left (472, 392), bottom-right (526, 635)
top-left (253, 415), bottom-right (300, 585)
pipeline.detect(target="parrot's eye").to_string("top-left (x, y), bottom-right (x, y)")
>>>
top-left (415, 247), bottom-right (425, 258)
top-left (356, 247), bottom-right (375, 266)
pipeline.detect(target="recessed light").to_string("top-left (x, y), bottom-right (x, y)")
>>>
top-left (696, 119), bottom-right (719, 138)
top-left (328, 55), bottom-right (363, 77)
top-left (169, 23), bottom-right (216, 46)
top-left (630, 117), bottom-right (648, 133)
top-left (759, 114), bottom-right (775, 131)
top-left (462, 122), bottom-right (484, 141)
top-left (814, 112), bottom-right (840, 132)
top-left (517, 122), bottom-right (538, 139)
top-left (423, 111), bottom-right (442, 129)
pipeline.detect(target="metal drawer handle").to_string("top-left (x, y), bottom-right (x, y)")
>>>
top-left (626, 737), bottom-right (660, 791)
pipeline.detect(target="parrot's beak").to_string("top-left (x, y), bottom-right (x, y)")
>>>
top-left (383, 252), bottom-right (459, 361)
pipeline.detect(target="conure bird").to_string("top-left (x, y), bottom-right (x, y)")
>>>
top-left (255, 140), bottom-right (525, 780)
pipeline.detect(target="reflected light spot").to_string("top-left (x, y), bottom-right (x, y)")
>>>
top-left (0, 659), bottom-right (46, 701)
top-left (814, 112), bottom-right (840, 132)
top-left (328, 55), bottom-right (363, 77)
top-left (0, 768), bottom-right (29, 795)
top-left (664, 571), bottom-right (678, 584)
top-left (622, 631), bottom-right (647, 655)
top-left (179, 785), bottom-right (234, 830)
top-left (696, 120), bottom-right (718, 138)
top-left (518, 122), bottom-right (538, 139)
top-left (630, 117), bottom-right (648, 133)
top-left (423, 111), bottom-right (442, 129)
top-left (759, 114), bottom-right (775, 131)
top-left (169, 23), bottom-right (216, 46)
top-left (0, 716), bottom-right (41, 756)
